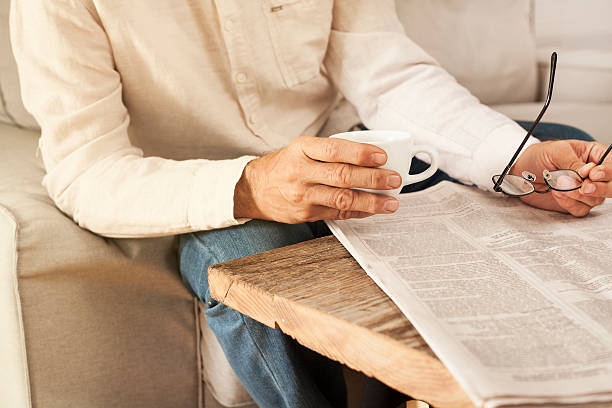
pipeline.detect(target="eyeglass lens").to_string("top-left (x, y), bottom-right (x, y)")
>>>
top-left (545, 169), bottom-right (583, 191)
top-left (493, 169), bottom-right (583, 196)
top-left (492, 174), bottom-right (534, 196)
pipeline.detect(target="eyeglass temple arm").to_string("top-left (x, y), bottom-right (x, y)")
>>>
top-left (493, 52), bottom-right (557, 192)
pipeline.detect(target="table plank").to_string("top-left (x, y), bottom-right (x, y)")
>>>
top-left (209, 235), bottom-right (474, 407)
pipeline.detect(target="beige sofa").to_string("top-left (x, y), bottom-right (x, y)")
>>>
top-left (2, 1), bottom-right (611, 408)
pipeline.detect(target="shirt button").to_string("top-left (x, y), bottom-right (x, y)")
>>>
top-left (235, 72), bottom-right (247, 84)
top-left (249, 114), bottom-right (258, 125)
top-left (224, 20), bottom-right (234, 32)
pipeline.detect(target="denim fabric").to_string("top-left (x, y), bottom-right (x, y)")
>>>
top-left (516, 120), bottom-right (593, 142)
top-left (179, 221), bottom-right (346, 408)
top-left (178, 121), bottom-right (592, 408)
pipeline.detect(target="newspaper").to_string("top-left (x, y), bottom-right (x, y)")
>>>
top-left (326, 181), bottom-right (612, 407)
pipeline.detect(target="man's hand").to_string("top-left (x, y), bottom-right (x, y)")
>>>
top-left (233, 136), bottom-right (403, 223)
top-left (511, 140), bottom-right (611, 217)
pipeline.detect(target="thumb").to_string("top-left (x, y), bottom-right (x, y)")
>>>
top-left (554, 145), bottom-right (592, 178)
top-left (578, 162), bottom-right (596, 178)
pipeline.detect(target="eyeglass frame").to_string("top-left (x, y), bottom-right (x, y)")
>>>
top-left (492, 52), bottom-right (559, 194)
top-left (492, 168), bottom-right (585, 197)
top-left (492, 51), bottom-right (612, 197)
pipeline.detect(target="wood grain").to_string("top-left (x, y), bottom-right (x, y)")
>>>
top-left (208, 235), bottom-right (612, 408)
top-left (209, 235), bottom-right (473, 407)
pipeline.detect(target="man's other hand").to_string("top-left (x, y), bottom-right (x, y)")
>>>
top-left (233, 136), bottom-right (403, 223)
top-left (511, 140), bottom-right (611, 217)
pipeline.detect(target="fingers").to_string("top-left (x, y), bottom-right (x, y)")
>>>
top-left (586, 142), bottom-right (612, 165)
top-left (565, 140), bottom-right (609, 165)
top-left (296, 136), bottom-right (387, 167)
top-left (581, 164), bottom-right (612, 198)
top-left (547, 140), bottom-right (588, 174)
top-left (588, 164), bottom-right (612, 183)
top-left (580, 179), bottom-right (612, 199)
top-left (305, 161), bottom-right (402, 190)
top-left (314, 206), bottom-right (374, 221)
top-left (307, 184), bottom-right (399, 215)
top-left (562, 186), bottom-right (606, 207)
top-left (577, 162), bottom-right (596, 178)
top-left (551, 190), bottom-right (596, 217)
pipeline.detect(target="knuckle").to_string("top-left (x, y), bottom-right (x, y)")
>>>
top-left (291, 136), bottom-right (313, 156)
top-left (294, 135), bottom-right (310, 146)
top-left (285, 187), bottom-right (305, 204)
top-left (333, 189), bottom-right (356, 211)
top-left (569, 159), bottom-right (585, 172)
top-left (285, 165), bottom-right (300, 182)
top-left (355, 146), bottom-right (371, 164)
top-left (374, 170), bottom-right (391, 189)
top-left (335, 210), bottom-right (351, 220)
top-left (333, 163), bottom-right (353, 186)
top-left (370, 171), bottom-right (380, 188)
top-left (295, 207), bottom-right (314, 222)
top-left (290, 136), bottom-right (305, 151)
top-left (569, 205), bottom-right (590, 217)
top-left (323, 140), bottom-right (340, 160)
top-left (373, 195), bottom-right (388, 212)
top-left (577, 209), bottom-right (590, 217)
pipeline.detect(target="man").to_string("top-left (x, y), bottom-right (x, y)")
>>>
top-left (11, 1), bottom-right (611, 407)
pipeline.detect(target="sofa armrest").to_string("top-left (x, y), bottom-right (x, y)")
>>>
top-left (0, 123), bottom-right (198, 408)
top-left (0, 205), bottom-right (30, 408)
top-left (536, 46), bottom-right (612, 103)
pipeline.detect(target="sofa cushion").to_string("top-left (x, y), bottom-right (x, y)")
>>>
top-left (396, 0), bottom-right (538, 105)
top-left (492, 102), bottom-right (612, 145)
top-left (0, 122), bottom-right (197, 408)
top-left (0, 0), bottom-right (38, 129)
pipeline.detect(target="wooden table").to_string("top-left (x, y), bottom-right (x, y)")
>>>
top-left (208, 235), bottom-right (612, 408)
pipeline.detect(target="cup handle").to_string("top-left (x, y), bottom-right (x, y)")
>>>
top-left (403, 146), bottom-right (439, 185)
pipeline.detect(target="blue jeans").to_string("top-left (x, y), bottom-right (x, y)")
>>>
top-left (178, 121), bottom-right (593, 408)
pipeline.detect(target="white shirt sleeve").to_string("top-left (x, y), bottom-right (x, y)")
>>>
top-left (11, 0), bottom-right (255, 238)
top-left (323, 0), bottom-right (538, 190)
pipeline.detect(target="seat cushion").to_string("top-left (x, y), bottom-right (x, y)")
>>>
top-left (0, 122), bottom-right (198, 408)
top-left (492, 102), bottom-right (612, 145)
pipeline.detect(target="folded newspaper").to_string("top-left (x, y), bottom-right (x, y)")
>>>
top-left (327, 181), bottom-right (612, 408)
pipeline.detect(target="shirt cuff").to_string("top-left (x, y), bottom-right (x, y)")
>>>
top-left (188, 155), bottom-right (258, 230)
top-left (469, 122), bottom-right (540, 192)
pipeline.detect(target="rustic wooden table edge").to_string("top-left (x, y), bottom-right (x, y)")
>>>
top-left (208, 235), bottom-right (474, 408)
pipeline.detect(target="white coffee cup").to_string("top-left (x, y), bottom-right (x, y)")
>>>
top-left (330, 130), bottom-right (439, 196)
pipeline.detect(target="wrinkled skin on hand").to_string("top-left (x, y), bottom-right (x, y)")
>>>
top-left (511, 140), bottom-right (611, 217)
top-left (233, 136), bottom-right (404, 223)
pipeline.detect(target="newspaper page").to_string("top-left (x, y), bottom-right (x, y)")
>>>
top-left (327, 181), bottom-right (612, 407)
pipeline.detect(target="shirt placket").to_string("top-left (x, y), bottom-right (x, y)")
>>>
top-left (213, 0), bottom-right (287, 150)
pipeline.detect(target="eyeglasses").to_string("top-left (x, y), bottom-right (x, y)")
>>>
top-left (492, 52), bottom-right (612, 197)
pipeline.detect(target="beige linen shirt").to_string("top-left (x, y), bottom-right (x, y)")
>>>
top-left (11, 0), bottom-right (537, 238)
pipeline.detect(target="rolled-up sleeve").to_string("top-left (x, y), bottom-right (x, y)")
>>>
top-left (323, 0), bottom-right (538, 191)
top-left (10, 0), bottom-right (255, 238)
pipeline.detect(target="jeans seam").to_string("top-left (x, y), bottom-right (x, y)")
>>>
top-left (238, 312), bottom-right (289, 408)
top-left (188, 232), bottom-right (288, 407)
top-left (189, 232), bottom-right (218, 304)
